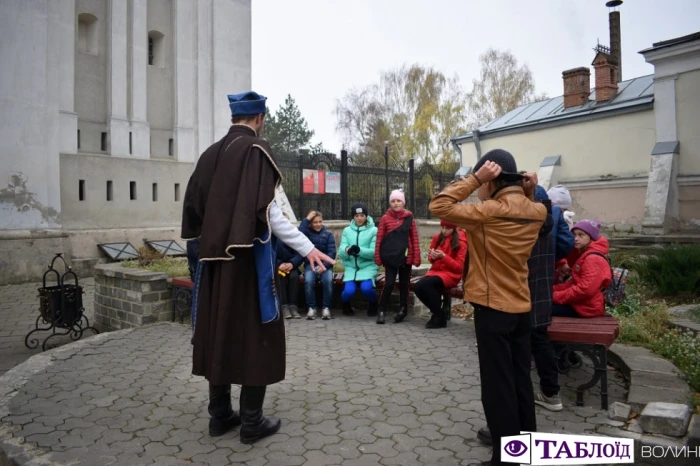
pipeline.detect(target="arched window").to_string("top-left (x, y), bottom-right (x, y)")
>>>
top-left (148, 30), bottom-right (165, 67)
top-left (77, 13), bottom-right (98, 55)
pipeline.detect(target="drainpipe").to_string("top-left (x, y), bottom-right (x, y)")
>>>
top-left (473, 128), bottom-right (482, 161)
top-left (451, 139), bottom-right (462, 163)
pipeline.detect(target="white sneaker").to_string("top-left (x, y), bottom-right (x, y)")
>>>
top-left (306, 308), bottom-right (316, 320)
top-left (535, 390), bottom-right (563, 412)
top-left (322, 307), bottom-right (331, 320)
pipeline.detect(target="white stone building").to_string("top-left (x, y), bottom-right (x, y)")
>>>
top-left (0, 0), bottom-right (252, 283)
top-left (452, 7), bottom-right (700, 236)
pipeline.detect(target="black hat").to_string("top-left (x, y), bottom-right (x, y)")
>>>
top-left (351, 203), bottom-right (368, 217)
top-left (473, 149), bottom-right (521, 181)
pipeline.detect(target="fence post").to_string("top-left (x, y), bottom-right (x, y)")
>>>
top-left (298, 150), bottom-right (304, 218)
top-left (341, 150), bottom-right (348, 219)
top-left (409, 159), bottom-right (415, 213)
top-left (384, 145), bottom-right (390, 203)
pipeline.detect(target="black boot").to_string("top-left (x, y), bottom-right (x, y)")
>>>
top-left (394, 306), bottom-right (407, 323)
top-left (477, 427), bottom-right (493, 445)
top-left (208, 383), bottom-right (241, 437)
top-left (342, 302), bottom-right (354, 316)
top-left (426, 310), bottom-right (447, 329)
top-left (367, 301), bottom-right (378, 317)
top-left (376, 308), bottom-right (386, 324)
top-left (239, 386), bottom-right (281, 444)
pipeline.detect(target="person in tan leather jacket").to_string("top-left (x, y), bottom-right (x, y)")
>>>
top-left (429, 149), bottom-right (546, 466)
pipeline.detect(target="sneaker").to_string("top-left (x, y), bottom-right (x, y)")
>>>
top-left (306, 308), bottom-right (316, 320)
top-left (321, 307), bottom-right (331, 320)
top-left (282, 306), bottom-right (292, 319)
top-left (290, 307), bottom-right (301, 319)
top-left (535, 390), bottom-right (563, 412)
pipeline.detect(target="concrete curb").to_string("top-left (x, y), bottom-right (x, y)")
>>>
top-left (607, 343), bottom-right (692, 413)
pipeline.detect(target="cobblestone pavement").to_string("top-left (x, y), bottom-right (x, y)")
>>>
top-left (0, 293), bottom-right (628, 466)
top-left (0, 279), bottom-right (96, 377)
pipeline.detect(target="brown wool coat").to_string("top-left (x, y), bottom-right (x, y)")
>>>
top-left (181, 124), bottom-right (285, 386)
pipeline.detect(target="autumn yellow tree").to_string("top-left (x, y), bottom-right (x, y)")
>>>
top-left (466, 48), bottom-right (548, 127)
top-left (335, 64), bottom-right (468, 170)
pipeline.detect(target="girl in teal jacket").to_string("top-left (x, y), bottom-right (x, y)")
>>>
top-left (339, 203), bottom-right (379, 316)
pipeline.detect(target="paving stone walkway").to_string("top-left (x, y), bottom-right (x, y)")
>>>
top-left (0, 279), bottom-right (628, 466)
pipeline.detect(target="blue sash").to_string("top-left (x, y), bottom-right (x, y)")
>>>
top-left (253, 230), bottom-right (280, 323)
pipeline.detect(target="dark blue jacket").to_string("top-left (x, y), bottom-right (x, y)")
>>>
top-left (552, 205), bottom-right (574, 261)
top-left (299, 218), bottom-right (336, 269)
top-left (535, 186), bottom-right (574, 262)
top-left (276, 242), bottom-right (303, 271)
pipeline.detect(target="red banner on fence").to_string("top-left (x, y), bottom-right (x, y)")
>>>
top-left (302, 169), bottom-right (325, 194)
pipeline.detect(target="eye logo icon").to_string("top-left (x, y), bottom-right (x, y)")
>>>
top-left (504, 440), bottom-right (528, 457)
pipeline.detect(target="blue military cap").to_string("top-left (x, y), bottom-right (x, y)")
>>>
top-left (227, 91), bottom-right (267, 116)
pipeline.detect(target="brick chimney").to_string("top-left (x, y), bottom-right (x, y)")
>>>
top-left (562, 67), bottom-right (591, 108)
top-left (609, 10), bottom-right (622, 81)
top-left (592, 48), bottom-right (619, 102)
top-left (606, 0), bottom-right (623, 82)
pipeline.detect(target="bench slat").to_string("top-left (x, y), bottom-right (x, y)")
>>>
top-left (548, 328), bottom-right (617, 347)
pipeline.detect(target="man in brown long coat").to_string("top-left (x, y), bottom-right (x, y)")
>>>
top-left (181, 91), bottom-right (333, 444)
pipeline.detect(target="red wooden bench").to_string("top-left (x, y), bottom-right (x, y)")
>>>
top-left (547, 315), bottom-right (620, 410)
top-left (443, 286), bottom-right (620, 410)
top-left (171, 277), bottom-right (195, 323)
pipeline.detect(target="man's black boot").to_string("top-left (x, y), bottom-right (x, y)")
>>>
top-left (239, 386), bottom-right (281, 444)
top-left (477, 427), bottom-right (493, 445)
top-left (367, 301), bottom-right (378, 317)
top-left (394, 306), bottom-right (407, 323)
top-left (208, 383), bottom-right (241, 437)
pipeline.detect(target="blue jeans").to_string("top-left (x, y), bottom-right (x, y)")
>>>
top-left (341, 280), bottom-right (377, 304)
top-left (304, 268), bottom-right (333, 309)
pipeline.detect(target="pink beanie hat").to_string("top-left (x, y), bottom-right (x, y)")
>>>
top-left (390, 189), bottom-right (405, 204)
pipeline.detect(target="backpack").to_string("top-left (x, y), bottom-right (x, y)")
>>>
top-left (589, 252), bottom-right (629, 307)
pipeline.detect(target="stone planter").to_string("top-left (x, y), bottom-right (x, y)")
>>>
top-left (93, 264), bottom-right (171, 331)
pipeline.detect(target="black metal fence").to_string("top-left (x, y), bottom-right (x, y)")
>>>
top-left (276, 150), bottom-right (458, 220)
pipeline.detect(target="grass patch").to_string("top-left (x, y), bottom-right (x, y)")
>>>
top-left (608, 272), bottom-right (700, 399)
top-left (122, 256), bottom-right (190, 278)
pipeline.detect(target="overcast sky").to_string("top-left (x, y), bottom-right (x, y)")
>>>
top-left (252, 0), bottom-right (699, 153)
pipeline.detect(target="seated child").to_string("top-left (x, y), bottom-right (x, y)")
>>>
top-left (338, 203), bottom-right (379, 316)
top-left (276, 241), bottom-right (303, 319)
top-left (414, 220), bottom-right (467, 329)
top-left (552, 220), bottom-right (612, 318)
top-left (299, 210), bottom-right (337, 320)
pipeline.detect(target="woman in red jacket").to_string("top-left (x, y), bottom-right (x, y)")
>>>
top-left (414, 220), bottom-right (468, 328)
top-left (553, 219), bottom-right (612, 318)
top-left (375, 189), bottom-right (422, 325)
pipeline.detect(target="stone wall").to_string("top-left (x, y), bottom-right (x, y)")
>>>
top-left (93, 264), bottom-right (171, 331)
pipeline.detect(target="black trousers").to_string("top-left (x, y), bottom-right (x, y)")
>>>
top-left (413, 275), bottom-right (445, 314)
top-left (378, 264), bottom-right (411, 309)
top-left (473, 304), bottom-right (536, 466)
top-left (278, 269), bottom-right (299, 307)
top-left (531, 325), bottom-right (559, 397)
